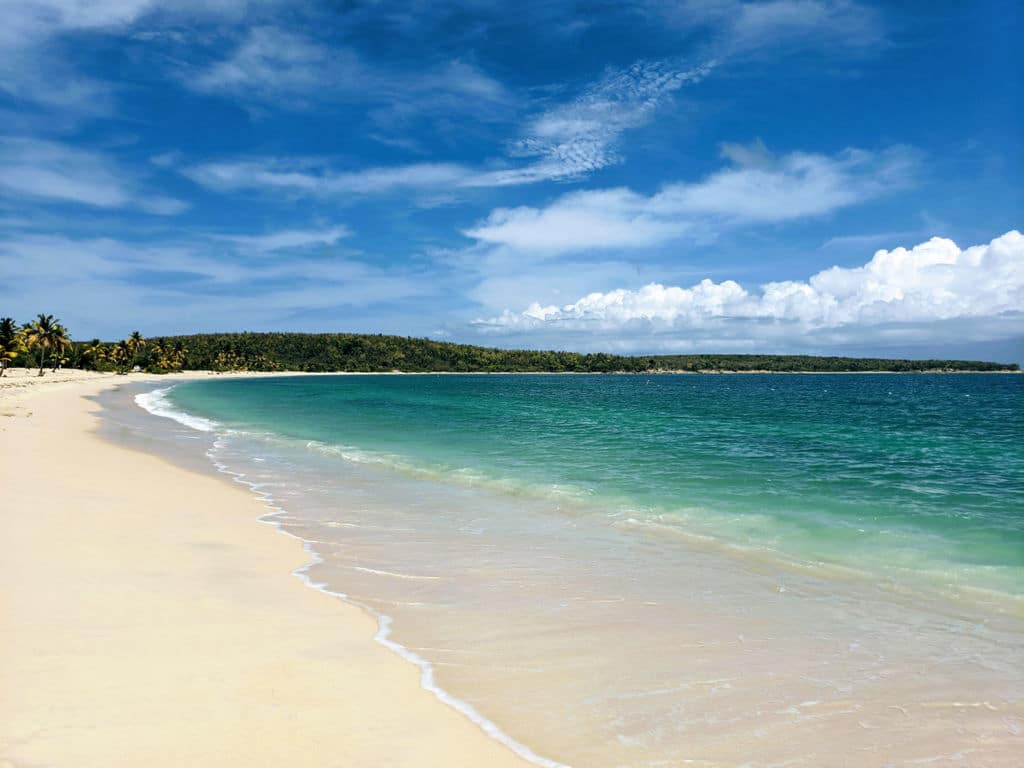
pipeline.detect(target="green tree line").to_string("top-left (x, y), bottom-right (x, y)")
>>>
top-left (1, 317), bottom-right (1019, 375)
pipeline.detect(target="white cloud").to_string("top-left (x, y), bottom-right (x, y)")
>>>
top-left (187, 26), bottom-right (511, 117)
top-left (0, 0), bottom-right (155, 44)
top-left (0, 229), bottom-right (434, 338)
top-left (190, 26), bottom-right (356, 100)
top-left (183, 159), bottom-right (473, 196)
top-left (652, 145), bottom-right (913, 221)
top-left (821, 230), bottom-right (923, 250)
top-left (141, 196), bottom-right (190, 216)
top-left (727, 0), bottom-right (881, 53)
top-left (183, 57), bottom-right (712, 196)
top-left (0, 0), bottom-right (268, 117)
top-left (474, 59), bottom-right (715, 185)
top-left (215, 225), bottom-right (350, 252)
top-left (475, 231), bottom-right (1024, 349)
top-left (464, 188), bottom-right (690, 251)
top-left (464, 144), bottom-right (915, 253)
top-left (651, 0), bottom-right (882, 54)
top-left (3, 0), bottom-right (263, 38)
top-left (0, 137), bottom-right (187, 214)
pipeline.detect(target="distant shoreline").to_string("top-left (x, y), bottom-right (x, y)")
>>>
top-left (7, 367), bottom-right (1019, 380)
top-left (165, 368), bottom-right (1023, 376)
top-left (646, 368), bottom-right (1024, 375)
top-left (14, 330), bottom-right (1009, 376)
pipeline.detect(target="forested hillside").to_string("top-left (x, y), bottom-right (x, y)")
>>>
top-left (3, 315), bottom-right (1017, 375)
top-left (87, 332), bottom-right (1024, 373)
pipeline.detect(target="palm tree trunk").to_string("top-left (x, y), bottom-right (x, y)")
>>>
top-left (38, 347), bottom-right (47, 376)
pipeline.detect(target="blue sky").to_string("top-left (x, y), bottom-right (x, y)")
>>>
top-left (2, 0), bottom-right (1022, 360)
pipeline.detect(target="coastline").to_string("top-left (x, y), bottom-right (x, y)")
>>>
top-left (0, 370), bottom-right (534, 768)
top-left (130, 370), bottom-right (1024, 766)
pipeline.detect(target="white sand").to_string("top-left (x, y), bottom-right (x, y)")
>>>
top-left (0, 369), bottom-right (533, 768)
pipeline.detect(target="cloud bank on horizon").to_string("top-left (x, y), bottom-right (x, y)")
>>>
top-left (476, 230), bottom-right (1024, 351)
top-left (0, 0), bottom-right (1021, 360)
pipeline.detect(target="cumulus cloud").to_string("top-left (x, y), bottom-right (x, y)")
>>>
top-left (464, 143), bottom-right (915, 253)
top-left (475, 231), bottom-right (1024, 348)
top-left (0, 137), bottom-right (187, 214)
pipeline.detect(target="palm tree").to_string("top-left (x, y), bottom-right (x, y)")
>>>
top-left (81, 339), bottom-right (107, 371)
top-left (0, 317), bottom-right (17, 348)
top-left (22, 314), bottom-right (71, 376)
top-left (50, 322), bottom-right (70, 372)
top-left (111, 340), bottom-right (131, 374)
top-left (147, 340), bottom-right (164, 370)
top-left (0, 338), bottom-right (19, 376)
top-left (171, 340), bottom-right (188, 370)
top-left (127, 330), bottom-right (146, 371)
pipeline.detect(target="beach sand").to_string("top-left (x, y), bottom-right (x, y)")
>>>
top-left (0, 369), bottom-right (532, 768)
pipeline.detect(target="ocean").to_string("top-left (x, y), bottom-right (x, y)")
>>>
top-left (125, 373), bottom-right (1023, 766)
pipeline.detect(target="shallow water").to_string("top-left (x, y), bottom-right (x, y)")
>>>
top-left (115, 374), bottom-right (1024, 766)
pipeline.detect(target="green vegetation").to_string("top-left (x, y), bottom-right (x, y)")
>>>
top-left (74, 331), bottom-right (1024, 374)
top-left (20, 314), bottom-right (72, 376)
top-left (0, 317), bottom-right (21, 376)
top-left (0, 317), bottom-right (1019, 374)
top-left (642, 353), bottom-right (1020, 373)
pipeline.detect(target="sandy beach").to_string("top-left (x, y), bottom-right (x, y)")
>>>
top-left (0, 369), bottom-right (532, 768)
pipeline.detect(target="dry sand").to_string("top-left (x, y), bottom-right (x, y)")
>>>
top-left (0, 369), bottom-right (533, 768)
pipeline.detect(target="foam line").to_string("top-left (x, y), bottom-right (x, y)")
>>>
top-left (135, 386), bottom-right (219, 432)
top-left (133, 385), bottom-right (572, 768)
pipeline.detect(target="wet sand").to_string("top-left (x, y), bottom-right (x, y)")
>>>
top-left (0, 370), bottom-right (532, 768)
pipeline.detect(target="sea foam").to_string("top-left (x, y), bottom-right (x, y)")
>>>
top-left (135, 386), bottom-right (219, 432)
top-left (132, 383), bottom-right (571, 768)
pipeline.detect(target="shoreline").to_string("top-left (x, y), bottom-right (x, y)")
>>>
top-left (1, 367), bottom-right (1018, 387)
top-left (144, 370), bottom-right (1024, 765)
top-left (8, 369), bottom-right (1020, 766)
top-left (0, 370), bottom-right (537, 768)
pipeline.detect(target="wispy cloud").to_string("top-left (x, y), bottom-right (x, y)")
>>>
top-left (0, 137), bottom-right (187, 214)
top-left (649, 0), bottom-right (883, 55)
top-left (0, 0), bottom-right (269, 119)
top-left (474, 230), bottom-right (1024, 350)
top-left (183, 159), bottom-right (473, 196)
top-left (0, 226), bottom-right (434, 337)
top-left (464, 143), bottom-right (917, 254)
top-left (822, 229), bottom-right (924, 250)
top-left (189, 26), bottom-right (359, 102)
top-left (214, 225), bottom-right (350, 252)
top-left (726, 0), bottom-right (882, 53)
top-left (475, 59), bottom-right (715, 185)
top-left (184, 57), bottom-right (713, 197)
top-left (186, 25), bottom-right (512, 117)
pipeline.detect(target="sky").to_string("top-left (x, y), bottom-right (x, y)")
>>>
top-left (1, 0), bottom-right (1022, 361)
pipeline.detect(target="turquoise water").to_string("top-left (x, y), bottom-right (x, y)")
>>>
top-left (166, 373), bottom-right (1024, 598)
top-left (135, 373), bottom-right (1024, 766)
